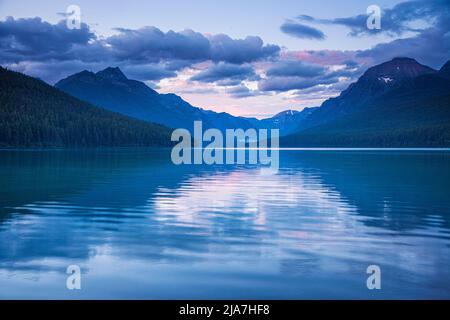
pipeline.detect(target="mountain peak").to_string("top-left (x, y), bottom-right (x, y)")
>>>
top-left (67, 69), bottom-right (95, 78)
top-left (364, 57), bottom-right (436, 80)
top-left (96, 67), bottom-right (127, 81)
top-left (312, 57), bottom-right (440, 125)
top-left (274, 110), bottom-right (300, 118)
top-left (390, 57), bottom-right (418, 63)
top-left (54, 69), bottom-right (95, 87)
top-left (78, 69), bottom-right (94, 75)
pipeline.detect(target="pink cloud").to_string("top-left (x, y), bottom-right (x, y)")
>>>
top-left (281, 49), bottom-right (371, 66)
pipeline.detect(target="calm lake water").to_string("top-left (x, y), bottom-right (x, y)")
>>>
top-left (0, 149), bottom-right (449, 299)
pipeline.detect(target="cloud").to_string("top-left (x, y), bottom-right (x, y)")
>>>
top-left (0, 16), bottom-right (96, 62)
top-left (107, 27), bottom-right (210, 63)
top-left (107, 27), bottom-right (279, 65)
top-left (257, 57), bottom-right (359, 93)
top-left (190, 62), bottom-right (259, 84)
top-left (207, 34), bottom-right (280, 64)
top-left (288, 80), bottom-right (352, 106)
top-left (280, 20), bottom-right (325, 40)
top-left (0, 17), bottom-right (280, 84)
top-left (292, 0), bottom-right (449, 38)
top-left (258, 75), bottom-right (338, 92)
top-left (325, 0), bottom-right (446, 37)
top-left (356, 2), bottom-right (450, 68)
top-left (144, 81), bottom-right (161, 90)
top-left (2, 0), bottom-right (448, 107)
top-left (357, 27), bottom-right (450, 69)
top-left (226, 85), bottom-right (263, 98)
top-left (282, 0), bottom-right (450, 69)
top-left (342, 60), bottom-right (359, 68)
top-left (177, 87), bottom-right (218, 95)
top-left (281, 50), bottom-right (365, 66)
top-left (266, 60), bottom-right (325, 77)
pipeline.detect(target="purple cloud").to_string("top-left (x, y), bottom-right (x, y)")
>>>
top-left (0, 16), bottom-right (96, 62)
top-left (190, 62), bottom-right (259, 84)
top-left (208, 34), bottom-right (280, 64)
top-left (0, 17), bottom-right (280, 84)
top-left (226, 85), bottom-right (266, 99)
top-left (258, 75), bottom-right (339, 92)
top-left (280, 20), bottom-right (326, 40)
top-left (266, 60), bottom-right (325, 77)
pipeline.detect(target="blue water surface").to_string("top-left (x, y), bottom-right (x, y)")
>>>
top-left (0, 149), bottom-right (449, 299)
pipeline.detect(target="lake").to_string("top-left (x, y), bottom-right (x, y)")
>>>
top-left (0, 149), bottom-right (449, 299)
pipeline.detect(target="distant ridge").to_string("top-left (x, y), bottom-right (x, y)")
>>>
top-left (259, 108), bottom-right (318, 135)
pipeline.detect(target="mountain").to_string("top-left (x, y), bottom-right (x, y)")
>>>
top-left (281, 58), bottom-right (450, 147)
top-left (6, 57), bottom-right (447, 148)
top-left (0, 67), bottom-right (173, 147)
top-left (55, 67), bottom-right (323, 136)
top-left (259, 108), bottom-right (317, 135)
top-left (293, 57), bottom-right (438, 131)
top-left (55, 67), bottom-right (257, 132)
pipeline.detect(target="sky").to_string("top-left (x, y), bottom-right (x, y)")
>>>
top-left (0, 0), bottom-right (449, 118)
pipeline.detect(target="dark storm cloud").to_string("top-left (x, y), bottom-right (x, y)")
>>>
top-left (190, 62), bottom-right (259, 84)
top-left (280, 20), bottom-right (326, 40)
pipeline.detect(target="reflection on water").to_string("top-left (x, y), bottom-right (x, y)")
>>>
top-left (0, 149), bottom-right (449, 299)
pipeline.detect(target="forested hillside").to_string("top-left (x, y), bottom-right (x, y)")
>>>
top-left (281, 94), bottom-right (450, 147)
top-left (0, 67), bottom-right (173, 147)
